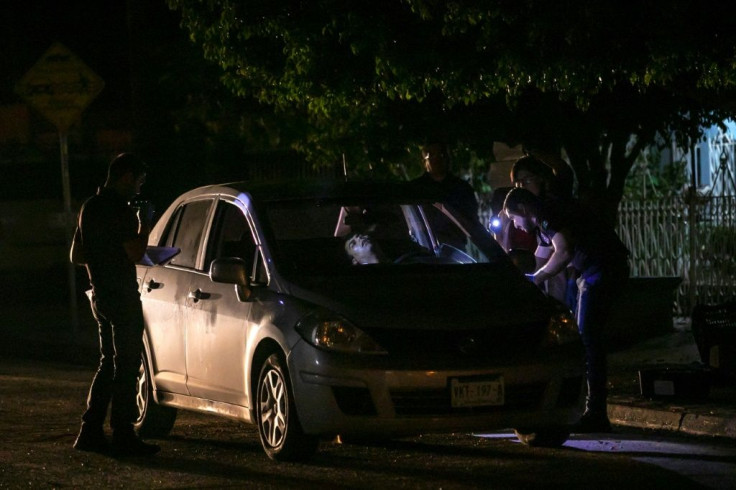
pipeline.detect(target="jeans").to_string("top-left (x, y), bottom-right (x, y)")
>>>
top-left (81, 292), bottom-right (144, 431)
top-left (575, 263), bottom-right (629, 414)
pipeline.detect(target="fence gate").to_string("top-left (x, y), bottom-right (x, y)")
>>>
top-left (707, 131), bottom-right (736, 198)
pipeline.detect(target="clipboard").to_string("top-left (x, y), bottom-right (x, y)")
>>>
top-left (138, 246), bottom-right (180, 266)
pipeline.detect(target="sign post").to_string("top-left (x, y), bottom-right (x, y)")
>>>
top-left (15, 42), bottom-right (104, 335)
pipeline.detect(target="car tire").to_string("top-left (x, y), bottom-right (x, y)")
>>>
top-left (256, 353), bottom-right (319, 462)
top-left (135, 351), bottom-right (177, 438)
top-left (514, 426), bottom-right (570, 448)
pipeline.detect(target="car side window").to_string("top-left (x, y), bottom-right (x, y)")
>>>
top-left (167, 200), bottom-right (213, 270)
top-left (206, 201), bottom-right (267, 283)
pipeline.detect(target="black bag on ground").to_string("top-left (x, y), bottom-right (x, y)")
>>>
top-left (692, 302), bottom-right (736, 379)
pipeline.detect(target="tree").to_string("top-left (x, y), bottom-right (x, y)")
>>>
top-left (167, 0), bottom-right (736, 222)
top-left (126, 0), bottom-right (315, 207)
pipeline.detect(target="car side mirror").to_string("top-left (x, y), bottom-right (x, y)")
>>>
top-left (209, 257), bottom-right (251, 301)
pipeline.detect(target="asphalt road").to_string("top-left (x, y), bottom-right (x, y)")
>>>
top-left (1, 358), bottom-right (734, 489)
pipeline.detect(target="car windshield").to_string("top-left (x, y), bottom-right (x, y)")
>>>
top-left (263, 196), bottom-right (507, 276)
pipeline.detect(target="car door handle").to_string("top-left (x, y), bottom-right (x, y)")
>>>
top-left (145, 279), bottom-right (162, 292)
top-left (188, 288), bottom-right (211, 302)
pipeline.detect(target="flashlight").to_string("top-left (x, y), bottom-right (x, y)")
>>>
top-left (489, 215), bottom-right (502, 232)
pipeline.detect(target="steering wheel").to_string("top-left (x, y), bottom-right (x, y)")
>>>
top-left (438, 244), bottom-right (476, 264)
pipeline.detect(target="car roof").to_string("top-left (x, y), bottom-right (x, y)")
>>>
top-left (194, 179), bottom-right (447, 204)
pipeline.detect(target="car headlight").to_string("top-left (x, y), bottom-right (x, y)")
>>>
top-left (547, 309), bottom-right (579, 346)
top-left (296, 314), bottom-right (387, 355)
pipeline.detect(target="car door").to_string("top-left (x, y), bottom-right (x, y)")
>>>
top-left (185, 198), bottom-right (256, 406)
top-left (140, 199), bottom-right (213, 395)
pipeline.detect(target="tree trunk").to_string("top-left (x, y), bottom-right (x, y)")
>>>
top-left (564, 123), bottom-right (648, 228)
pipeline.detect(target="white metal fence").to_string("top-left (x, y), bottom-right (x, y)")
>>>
top-left (617, 195), bottom-right (736, 315)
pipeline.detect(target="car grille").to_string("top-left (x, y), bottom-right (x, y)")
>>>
top-left (331, 378), bottom-right (581, 418)
top-left (332, 386), bottom-right (377, 416)
top-left (390, 382), bottom-right (547, 416)
top-left (365, 323), bottom-right (548, 361)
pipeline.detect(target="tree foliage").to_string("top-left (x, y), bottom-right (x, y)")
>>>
top-left (167, 0), bottom-right (736, 220)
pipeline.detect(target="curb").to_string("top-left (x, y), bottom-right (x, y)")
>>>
top-left (608, 398), bottom-right (736, 439)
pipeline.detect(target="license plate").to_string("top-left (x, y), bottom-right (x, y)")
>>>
top-left (450, 376), bottom-right (505, 408)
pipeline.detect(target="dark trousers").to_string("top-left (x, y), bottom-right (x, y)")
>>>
top-left (81, 292), bottom-right (144, 431)
top-left (575, 263), bottom-right (629, 414)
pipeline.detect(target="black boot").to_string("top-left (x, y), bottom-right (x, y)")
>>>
top-left (574, 368), bottom-right (611, 433)
top-left (111, 426), bottom-right (160, 457)
top-left (73, 423), bottom-right (109, 453)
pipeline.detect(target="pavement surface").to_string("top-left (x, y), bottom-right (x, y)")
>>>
top-left (2, 285), bottom-right (735, 441)
top-left (607, 318), bottom-right (736, 440)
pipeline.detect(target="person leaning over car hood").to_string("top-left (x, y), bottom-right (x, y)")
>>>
top-left (503, 187), bottom-right (629, 434)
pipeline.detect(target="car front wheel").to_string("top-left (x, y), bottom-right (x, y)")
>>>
top-left (256, 353), bottom-right (318, 462)
top-left (135, 351), bottom-right (177, 438)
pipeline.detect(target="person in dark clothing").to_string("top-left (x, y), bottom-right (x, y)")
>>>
top-left (511, 153), bottom-right (575, 305)
top-left (416, 142), bottom-right (479, 221)
top-left (412, 143), bottom-right (479, 248)
top-left (511, 150), bottom-right (574, 203)
top-left (503, 187), bottom-right (629, 433)
top-left (71, 153), bottom-right (160, 456)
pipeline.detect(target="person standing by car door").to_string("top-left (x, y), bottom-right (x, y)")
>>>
top-left (70, 153), bottom-right (160, 456)
top-left (503, 187), bottom-right (629, 433)
top-left (412, 142), bottom-right (480, 248)
top-left (415, 142), bottom-right (480, 222)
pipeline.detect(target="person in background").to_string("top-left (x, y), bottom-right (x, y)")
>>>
top-left (415, 142), bottom-right (480, 222)
top-left (70, 153), bottom-right (160, 457)
top-left (412, 142), bottom-right (479, 248)
top-left (511, 148), bottom-right (574, 203)
top-left (503, 187), bottom-right (629, 433)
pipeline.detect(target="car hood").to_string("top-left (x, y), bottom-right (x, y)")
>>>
top-left (282, 264), bottom-right (553, 331)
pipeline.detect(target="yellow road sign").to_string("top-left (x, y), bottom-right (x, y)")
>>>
top-left (15, 42), bottom-right (104, 131)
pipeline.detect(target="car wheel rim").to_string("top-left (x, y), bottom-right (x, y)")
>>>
top-left (260, 368), bottom-right (287, 448)
top-left (136, 362), bottom-right (147, 422)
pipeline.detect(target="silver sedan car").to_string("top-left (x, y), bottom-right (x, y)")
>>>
top-left (134, 181), bottom-right (584, 461)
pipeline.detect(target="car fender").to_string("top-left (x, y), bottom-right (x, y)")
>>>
top-left (243, 290), bottom-right (319, 406)
top-left (140, 332), bottom-right (164, 404)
